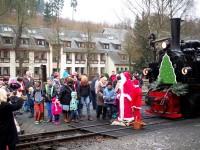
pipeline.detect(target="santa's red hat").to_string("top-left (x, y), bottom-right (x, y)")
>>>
top-left (124, 71), bottom-right (131, 80)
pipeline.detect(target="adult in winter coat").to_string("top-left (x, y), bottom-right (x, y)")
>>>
top-left (96, 76), bottom-right (107, 119)
top-left (79, 75), bottom-right (92, 120)
top-left (0, 88), bottom-right (23, 150)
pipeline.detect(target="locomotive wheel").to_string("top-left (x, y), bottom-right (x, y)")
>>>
top-left (181, 94), bottom-right (200, 118)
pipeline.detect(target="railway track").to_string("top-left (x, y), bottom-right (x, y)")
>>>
top-left (17, 117), bottom-right (178, 149)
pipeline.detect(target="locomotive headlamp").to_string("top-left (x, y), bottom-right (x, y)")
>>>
top-left (143, 68), bottom-right (151, 76)
top-left (181, 67), bottom-right (192, 75)
top-left (161, 41), bottom-right (167, 49)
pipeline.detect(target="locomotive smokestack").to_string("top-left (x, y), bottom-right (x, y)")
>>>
top-left (171, 18), bottom-right (181, 50)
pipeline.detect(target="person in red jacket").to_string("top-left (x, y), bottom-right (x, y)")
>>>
top-left (132, 79), bottom-right (143, 122)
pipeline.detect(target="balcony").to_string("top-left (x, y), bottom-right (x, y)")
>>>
top-left (0, 58), bottom-right (10, 63)
top-left (15, 59), bottom-right (29, 63)
top-left (34, 59), bottom-right (47, 63)
top-left (66, 59), bottom-right (72, 64)
top-left (89, 60), bottom-right (98, 64)
top-left (75, 60), bottom-right (86, 64)
top-left (100, 60), bottom-right (106, 64)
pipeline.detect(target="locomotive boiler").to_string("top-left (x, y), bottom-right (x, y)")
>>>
top-left (144, 18), bottom-right (200, 118)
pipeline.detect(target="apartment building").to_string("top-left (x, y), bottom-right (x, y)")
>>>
top-left (0, 24), bottom-right (130, 78)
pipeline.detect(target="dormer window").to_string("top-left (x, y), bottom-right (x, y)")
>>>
top-left (3, 37), bottom-right (13, 44)
top-left (3, 27), bottom-right (12, 32)
top-left (116, 44), bottom-right (121, 50)
top-left (37, 39), bottom-right (45, 46)
top-left (103, 44), bottom-right (109, 49)
top-left (121, 55), bottom-right (127, 61)
top-left (21, 38), bottom-right (29, 45)
top-left (88, 43), bottom-right (95, 48)
top-left (77, 42), bottom-right (85, 48)
top-left (64, 41), bottom-right (71, 48)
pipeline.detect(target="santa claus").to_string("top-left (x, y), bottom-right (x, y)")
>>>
top-left (117, 72), bottom-right (134, 123)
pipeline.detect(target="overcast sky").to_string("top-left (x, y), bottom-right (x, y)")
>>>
top-left (62, 0), bottom-right (200, 25)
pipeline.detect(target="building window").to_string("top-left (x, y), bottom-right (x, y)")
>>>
top-left (34, 52), bottom-right (47, 62)
top-left (100, 53), bottom-right (106, 61)
top-left (89, 67), bottom-right (98, 75)
top-left (16, 51), bottom-right (29, 62)
top-left (3, 37), bottom-right (13, 44)
top-left (0, 67), bottom-right (10, 76)
top-left (121, 67), bottom-right (123, 71)
top-left (125, 67), bottom-right (127, 71)
top-left (34, 67), bottom-right (40, 78)
top-left (41, 52), bottom-right (47, 60)
top-left (121, 55), bottom-right (127, 61)
top-left (87, 42), bottom-right (95, 48)
top-left (52, 51), bottom-right (60, 63)
top-left (21, 38), bottom-right (29, 45)
top-left (116, 67), bottom-right (119, 72)
top-left (89, 53), bottom-right (97, 60)
top-left (64, 41), bottom-right (71, 48)
top-left (0, 50), bottom-right (9, 58)
top-left (3, 27), bottom-right (12, 32)
top-left (66, 53), bottom-right (71, 60)
top-left (103, 44), bottom-right (109, 49)
top-left (75, 67), bottom-right (79, 73)
top-left (77, 42), bottom-right (85, 48)
top-left (16, 67), bottom-right (28, 76)
top-left (66, 67), bottom-right (71, 74)
top-left (101, 67), bottom-right (105, 74)
top-left (0, 51), bottom-right (10, 63)
top-left (81, 67), bottom-right (84, 74)
top-left (80, 54), bottom-right (85, 60)
top-left (116, 44), bottom-right (121, 50)
top-left (36, 39), bottom-right (45, 46)
top-left (75, 53), bottom-right (81, 60)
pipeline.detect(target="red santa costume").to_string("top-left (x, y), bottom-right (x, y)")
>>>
top-left (131, 79), bottom-right (142, 121)
top-left (117, 72), bottom-right (134, 122)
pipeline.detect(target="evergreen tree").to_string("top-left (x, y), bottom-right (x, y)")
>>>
top-left (43, 2), bottom-right (52, 25)
top-left (157, 53), bottom-right (177, 84)
top-left (36, 0), bottom-right (45, 14)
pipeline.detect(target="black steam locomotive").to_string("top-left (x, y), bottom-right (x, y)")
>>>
top-left (144, 18), bottom-right (200, 118)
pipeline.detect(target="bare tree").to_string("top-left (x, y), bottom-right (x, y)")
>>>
top-left (82, 22), bottom-right (97, 77)
top-left (4, 0), bottom-right (37, 76)
top-left (48, 0), bottom-right (64, 72)
top-left (124, 0), bottom-right (194, 37)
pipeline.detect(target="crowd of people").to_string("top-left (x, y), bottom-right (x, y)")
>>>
top-left (0, 70), bottom-right (143, 149)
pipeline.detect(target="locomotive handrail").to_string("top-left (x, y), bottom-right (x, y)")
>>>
top-left (152, 37), bottom-right (170, 44)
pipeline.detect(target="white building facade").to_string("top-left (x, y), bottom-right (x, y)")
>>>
top-left (0, 25), bottom-right (130, 79)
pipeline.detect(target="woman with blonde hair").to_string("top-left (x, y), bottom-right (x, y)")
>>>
top-left (79, 75), bottom-right (92, 120)
top-left (0, 88), bottom-right (23, 150)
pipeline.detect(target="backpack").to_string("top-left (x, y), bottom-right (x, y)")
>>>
top-left (34, 90), bottom-right (43, 103)
top-left (45, 85), bottom-right (54, 98)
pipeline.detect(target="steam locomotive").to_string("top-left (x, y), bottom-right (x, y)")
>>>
top-left (143, 18), bottom-right (200, 118)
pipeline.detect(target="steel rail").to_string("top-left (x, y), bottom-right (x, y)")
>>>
top-left (17, 119), bottom-right (183, 148)
top-left (17, 126), bottom-right (130, 148)
top-left (19, 122), bottom-right (110, 141)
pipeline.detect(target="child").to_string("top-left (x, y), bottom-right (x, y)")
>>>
top-left (43, 78), bottom-right (57, 122)
top-left (33, 81), bottom-right (44, 124)
top-left (132, 80), bottom-right (145, 126)
top-left (51, 97), bottom-right (62, 125)
top-left (103, 81), bottom-right (116, 120)
top-left (70, 91), bottom-right (79, 123)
